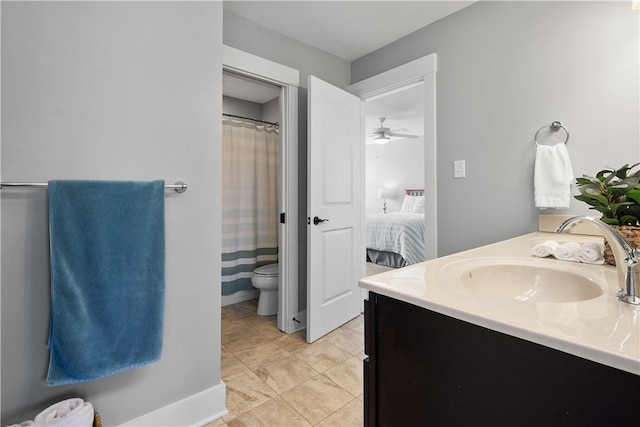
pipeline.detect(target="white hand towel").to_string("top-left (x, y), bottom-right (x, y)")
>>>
top-left (534, 143), bottom-right (574, 209)
top-left (34, 398), bottom-right (94, 427)
top-left (532, 240), bottom-right (559, 257)
top-left (553, 241), bottom-right (581, 262)
top-left (576, 242), bottom-right (605, 264)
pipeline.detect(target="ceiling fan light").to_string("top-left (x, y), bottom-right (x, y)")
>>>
top-left (375, 134), bottom-right (390, 145)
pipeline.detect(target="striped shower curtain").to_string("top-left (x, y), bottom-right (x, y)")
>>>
top-left (221, 117), bottom-right (279, 296)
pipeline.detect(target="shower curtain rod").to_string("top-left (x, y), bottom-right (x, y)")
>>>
top-left (223, 113), bottom-right (279, 128)
top-left (0, 181), bottom-right (188, 193)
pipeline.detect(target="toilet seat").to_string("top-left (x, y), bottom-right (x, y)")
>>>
top-left (253, 263), bottom-right (278, 277)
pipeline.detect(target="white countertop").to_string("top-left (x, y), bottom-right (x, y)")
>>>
top-left (359, 232), bottom-right (640, 375)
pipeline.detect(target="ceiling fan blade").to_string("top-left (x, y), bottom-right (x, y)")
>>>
top-left (390, 133), bottom-right (418, 139)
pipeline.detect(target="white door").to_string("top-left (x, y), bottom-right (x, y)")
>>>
top-left (307, 76), bottom-right (363, 343)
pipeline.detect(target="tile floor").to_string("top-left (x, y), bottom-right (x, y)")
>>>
top-left (206, 299), bottom-right (365, 427)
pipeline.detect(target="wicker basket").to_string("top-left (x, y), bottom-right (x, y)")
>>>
top-left (603, 225), bottom-right (640, 266)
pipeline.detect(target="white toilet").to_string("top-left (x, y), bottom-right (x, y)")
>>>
top-left (251, 263), bottom-right (279, 316)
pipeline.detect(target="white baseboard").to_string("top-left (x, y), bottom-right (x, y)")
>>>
top-left (120, 382), bottom-right (227, 427)
top-left (221, 289), bottom-right (259, 307)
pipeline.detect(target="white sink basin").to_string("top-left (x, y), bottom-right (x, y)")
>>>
top-left (441, 258), bottom-right (605, 303)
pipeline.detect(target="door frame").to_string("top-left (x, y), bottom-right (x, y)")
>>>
top-left (222, 46), bottom-right (300, 333)
top-left (349, 53), bottom-right (438, 262)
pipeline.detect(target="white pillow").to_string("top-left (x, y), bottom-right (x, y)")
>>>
top-left (412, 196), bottom-right (425, 213)
top-left (400, 195), bottom-right (414, 212)
top-left (400, 195), bottom-right (425, 213)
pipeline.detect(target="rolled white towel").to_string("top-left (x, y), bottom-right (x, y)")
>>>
top-left (576, 242), bottom-right (604, 264)
top-left (553, 241), bottom-right (581, 262)
top-left (532, 240), bottom-right (559, 257)
top-left (34, 398), bottom-right (94, 427)
top-left (8, 421), bottom-right (34, 427)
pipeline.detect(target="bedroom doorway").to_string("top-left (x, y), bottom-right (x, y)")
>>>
top-left (363, 82), bottom-right (425, 273)
top-left (349, 53), bottom-right (437, 286)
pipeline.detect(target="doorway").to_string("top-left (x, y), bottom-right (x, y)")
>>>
top-left (350, 53), bottom-right (438, 265)
top-left (223, 45), bottom-right (301, 333)
top-left (348, 53), bottom-right (437, 310)
top-left (363, 82), bottom-right (425, 274)
top-left (221, 70), bottom-right (281, 307)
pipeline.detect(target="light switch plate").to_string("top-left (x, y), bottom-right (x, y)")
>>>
top-left (454, 160), bottom-right (466, 178)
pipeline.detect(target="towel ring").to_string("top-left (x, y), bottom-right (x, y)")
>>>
top-left (534, 121), bottom-right (569, 146)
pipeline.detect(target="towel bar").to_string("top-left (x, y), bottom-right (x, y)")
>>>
top-left (534, 121), bottom-right (569, 146)
top-left (0, 181), bottom-right (188, 193)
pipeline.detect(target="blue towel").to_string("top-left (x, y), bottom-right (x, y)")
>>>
top-left (46, 180), bottom-right (165, 386)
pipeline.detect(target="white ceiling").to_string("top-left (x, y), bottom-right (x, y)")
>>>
top-left (223, 1), bottom-right (475, 62)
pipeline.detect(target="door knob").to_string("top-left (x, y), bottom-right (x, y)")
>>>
top-left (313, 216), bottom-right (329, 225)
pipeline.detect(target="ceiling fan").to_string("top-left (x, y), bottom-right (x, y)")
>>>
top-left (368, 117), bottom-right (418, 145)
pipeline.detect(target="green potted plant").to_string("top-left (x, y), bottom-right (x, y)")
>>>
top-left (574, 163), bottom-right (640, 264)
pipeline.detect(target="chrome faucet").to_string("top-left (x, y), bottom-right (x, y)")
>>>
top-left (556, 216), bottom-right (640, 305)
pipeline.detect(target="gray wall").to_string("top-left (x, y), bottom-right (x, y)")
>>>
top-left (223, 9), bottom-right (352, 312)
top-left (223, 9), bottom-right (351, 91)
top-left (223, 96), bottom-right (264, 120)
top-left (1, 2), bottom-right (223, 424)
top-left (263, 97), bottom-right (280, 125)
top-left (222, 95), bottom-right (280, 124)
top-left (353, 1), bottom-right (639, 256)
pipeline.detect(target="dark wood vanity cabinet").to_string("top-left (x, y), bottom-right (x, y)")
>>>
top-left (363, 292), bottom-right (640, 427)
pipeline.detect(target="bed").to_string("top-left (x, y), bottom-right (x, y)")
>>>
top-left (366, 189), bottom-right (426, 268)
